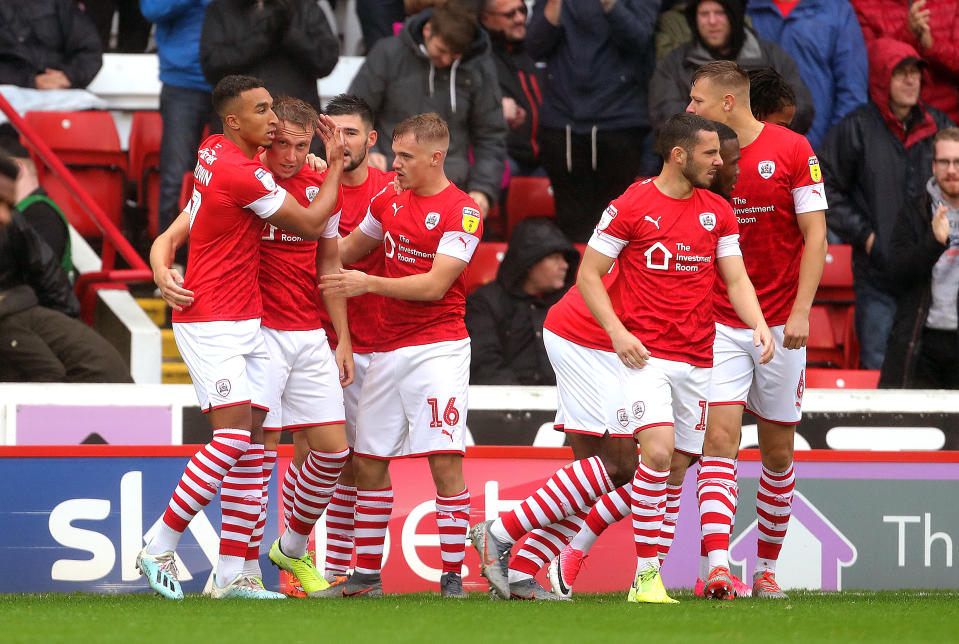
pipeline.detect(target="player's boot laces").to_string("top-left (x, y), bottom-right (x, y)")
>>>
top-left (469, 520), bottom-right (512, 600)
top-left (704, 566), bottom-right (737, 600)
top-left (548, 547), bottom-right (587, 599)
top-left (136, 547), bottom-right (184, 600)
top-left (269, 538), bottom-right (329, 594)
top-left (627, 566), bottom-right (679, 604)
top-left (753, 570), bottom-right (788, 599)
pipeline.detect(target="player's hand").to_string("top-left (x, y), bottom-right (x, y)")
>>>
top-left (320, 268), bottom-right (370, 297)
top-left (610, 328), bottom-right (650, 369)
top-left (369, 152), bottom-right (388, 171)
top-left (154, 265), bottom-right (194, 311)
top-left (932, 203), bottom-right (950, 245)
top-left (335, 341), bottom-right (355, 387)
top-left (316, 115), bottom-right (346, 165)
top-left (305, 152), bottom-right (328, 173)
top-left (782, 310), bottom-right (809, 350)
top-left (754, 322), bottom-right (775, 364)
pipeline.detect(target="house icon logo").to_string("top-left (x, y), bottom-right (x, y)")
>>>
top-left (644, 242), bottom-right (672, 271)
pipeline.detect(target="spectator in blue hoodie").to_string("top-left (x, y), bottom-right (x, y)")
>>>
top-left (527, 0), bottom-right (660, 243)
top-left (746, 0), bottom-right (868, 150)
top-left (140, 0), bottom-right (218, 239)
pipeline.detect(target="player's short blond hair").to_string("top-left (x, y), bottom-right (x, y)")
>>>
top-left (393, 112), bottom-right (450, 150)
top-left (692, 61), bottom-right (750, 96)
top-left (273, 96), bottom-right (319, 132)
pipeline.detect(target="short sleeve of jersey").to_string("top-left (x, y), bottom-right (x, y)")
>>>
top-left (323, 211), bottom-right (341, 239)
top-left (715, 203), bottom-right (741, 258)
top-left (232, 163), bottom-right (287, 219)
top-left (589, 199), bottom-right (632, 258)
top-left (789, 137), bottom-right (828, 214)
top-left (436, 203), bottom-right (482, 262)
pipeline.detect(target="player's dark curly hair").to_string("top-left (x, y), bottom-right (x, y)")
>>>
top-left (655, 113), bottom-right (718, 160)
top-left (748, 68), bottom-right (796, 122)
top-left (212, 74), bottom-right (266, 117)
top-left (325, 94), bottom-right (375, 131)
top-left (0, 151), bottom-right (18, 181)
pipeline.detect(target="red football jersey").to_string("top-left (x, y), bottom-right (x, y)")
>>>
top-left (259, 165), bottom-right (341, 331)
top-left (174, 134), bottom-right (287, 323)
top-left (357, 181), bottom-right (483, 351)
top-left (319, 167), bottom-right (395, 352)
top-left (543, 268), bottom-right (619, 353)
top-left (713, 123), bottom-right (828, 327)
top-left (588, 179), bottom-right (740, 367)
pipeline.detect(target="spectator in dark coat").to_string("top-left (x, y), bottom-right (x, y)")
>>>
top-left (350, 3), bottom-right (507, 217)
top-left (880, 127), bottom-right (959, 389)
top-left (466, 217), bottom-right (579, 385)
top-left (0, 0), bottom-right (103, 89)
top-left (649, 0), bottom-right (814, 136)
top-left (818, 39), bottom-right (953, 370)
top-left (480, 0), bottom-right (544, 177)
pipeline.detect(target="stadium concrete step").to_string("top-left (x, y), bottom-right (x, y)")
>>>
top-left (161, 328), bottom-right (182, 360)
top-left (161, 361), bottom-right (192, 385)
top-left (136, 297), bottom-right (168, 327)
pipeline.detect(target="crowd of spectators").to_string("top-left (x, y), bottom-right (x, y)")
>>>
top-left (1, 0), bottom-right (956, 387)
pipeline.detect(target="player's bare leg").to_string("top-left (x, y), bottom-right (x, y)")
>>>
top-left (752, 419), bottom-right (796, 599)
top-left (427, 453), bottom-right (471, 598)
top-left (324, 454), bottom-right (357, 581)
top-left (698, 403), bottom-right (743, 599)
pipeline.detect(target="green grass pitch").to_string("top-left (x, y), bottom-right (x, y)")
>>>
top-left (3, 591), bottom-right (956, 643)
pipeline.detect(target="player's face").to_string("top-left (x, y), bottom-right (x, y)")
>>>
top-left (423, 25), bottom-right (463, 69)
top-left (236, 87), bottom-right (278, 148)
top-left (481, 0), bottom-right (529, 43)
top-left (710, 138), bottom-right (741, 199)
top-left (687, 78), bottom-right (728, 123)
top-left (763, 104), bottom-right (796, 128)
top-left (696, 1), bottom-right (731, 52)
top-left (392, 132), bottom-right (433, 190)
top-left (682, 130), bottom-right (723, 189)
top-left (524, 251), bottom-right (569, 295)
top-left (329, 113), bottom-right (372, 172)
top-left (263, 119), bottom-right (313, 180)
top-left (933, 139), bottom-right (959, 200)
top-left (889, 63), bottom-right (922, 112)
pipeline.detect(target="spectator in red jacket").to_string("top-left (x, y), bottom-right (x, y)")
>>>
top-left (851, 0), bottom-right (959, 123)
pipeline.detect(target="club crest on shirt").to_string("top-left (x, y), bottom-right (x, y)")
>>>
top-left (254, 167), bottom-right (276, 191)
top-left (462, 207), bottom-right (480, 233)
top-left (425, 211), bottom-right (441, 230)
top-left (808, 156), bottom-right (822, 182)
top-left (631, 401), bottom-right (645, 420)
top-left (215, 379), bottom-right (231, 397)
top-left (758, 160), bottom-right (776, 179)
top-left (305, 186), bottom-right (319, 202)
top-left (699, 212), bottom-right (716, 231)
top-left (617, 408), bottom-right (629, 427)
top-left (598, 204), bottom-right (618, 230)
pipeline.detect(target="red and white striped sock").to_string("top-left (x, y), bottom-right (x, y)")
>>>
top-left (491, 456), bottom-right (614, 543)
top-left (244, 447), bottom-right (275, 576)
top-left (354, 487), bottom-right (393, 576)
top-left (218, 443), bottom-right (263, 582)
top-left (281, 449), bottom-right (349, 557)
top-left (631, 462), bottom-right (669, 569)
top-left (698, 456), bottom-right (738, 569)
top-left (281, 462), bottom-right (299, 527)
top-left (657, 483), bottom-right (684, 563)
top-left (149, 428), bottom-right (251, 555)
top-left (510, 513), bottom-right (585, 580)
top-left (569, 485), bottom-right (631, 552)
top-left (755, 463), bottom-right (795, 574)
top-left (435, 488), bottom-right (470, 574)
top-left (324, 483), bottom-right (357, 577)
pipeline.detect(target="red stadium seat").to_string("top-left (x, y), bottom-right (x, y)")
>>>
top-left (805, 368), bottom-right (880, 389)
top-left (807, 304), bottom-right (844, 367)
top-left (817, 244), bottom-right (854, 303)
top-left (128, 111), bottom-right (163, 238)
top-left (506, 176), bottom-right (555, 238)
top-left (464, 242), bottom-right (507, 294)
top-left (23, 111), bottom-right (128, 239)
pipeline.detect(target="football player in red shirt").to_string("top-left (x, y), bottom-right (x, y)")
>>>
top-left (686, 61), bottom-right (828, 600)
top-left (142, 75), bottom-right (345, 600)
top-left (316, 113), bottom-right (482, 599)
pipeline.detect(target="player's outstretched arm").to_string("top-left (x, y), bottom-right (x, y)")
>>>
top-left (320, 253), bottom-right (467, 302)
top-left (149, 210), bottom-right (194, 311)
top-left (338, 228), bottom-right (382, 267)
top-left (316, 236), bottom-right (354, 387)
top-left (577, 245), bottom-right (650, 369)
top-left (783, 209), bottom-right (827, 350)
top-left (717, 254), bottom-right (774, 365)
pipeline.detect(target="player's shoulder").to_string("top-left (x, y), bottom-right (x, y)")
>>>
top-left (610, 177), bottom-right (656, 212)
top-left (368, 167), bottom-right (397, 191)
top-left (760, 123), bottom-right (814, 155)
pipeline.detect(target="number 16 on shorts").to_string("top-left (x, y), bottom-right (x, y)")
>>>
top-left (428, 397), bottom-right (460, 444)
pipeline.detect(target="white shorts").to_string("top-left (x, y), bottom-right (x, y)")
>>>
top-left (173, 319), bottom-right (271, 412)
top-left (543, 329), bottom-right (626, 436)
top-left (353, 338), bottom-right (470, 459)
top-left (620, 356), bottom-right (710, 456)
top-left (343, 351), bottom-right (371, 446)
top-left (710, 323), bottom-right (805, 425)
top-left (261, 327), bottom-right (345, 431)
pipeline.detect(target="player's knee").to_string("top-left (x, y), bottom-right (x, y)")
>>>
top-left (640, 444), bottom-right (672, 472)
top-left (603, 451), bottom-right (639, 488)
top-left (761, 444), bottom-right (793, 472)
